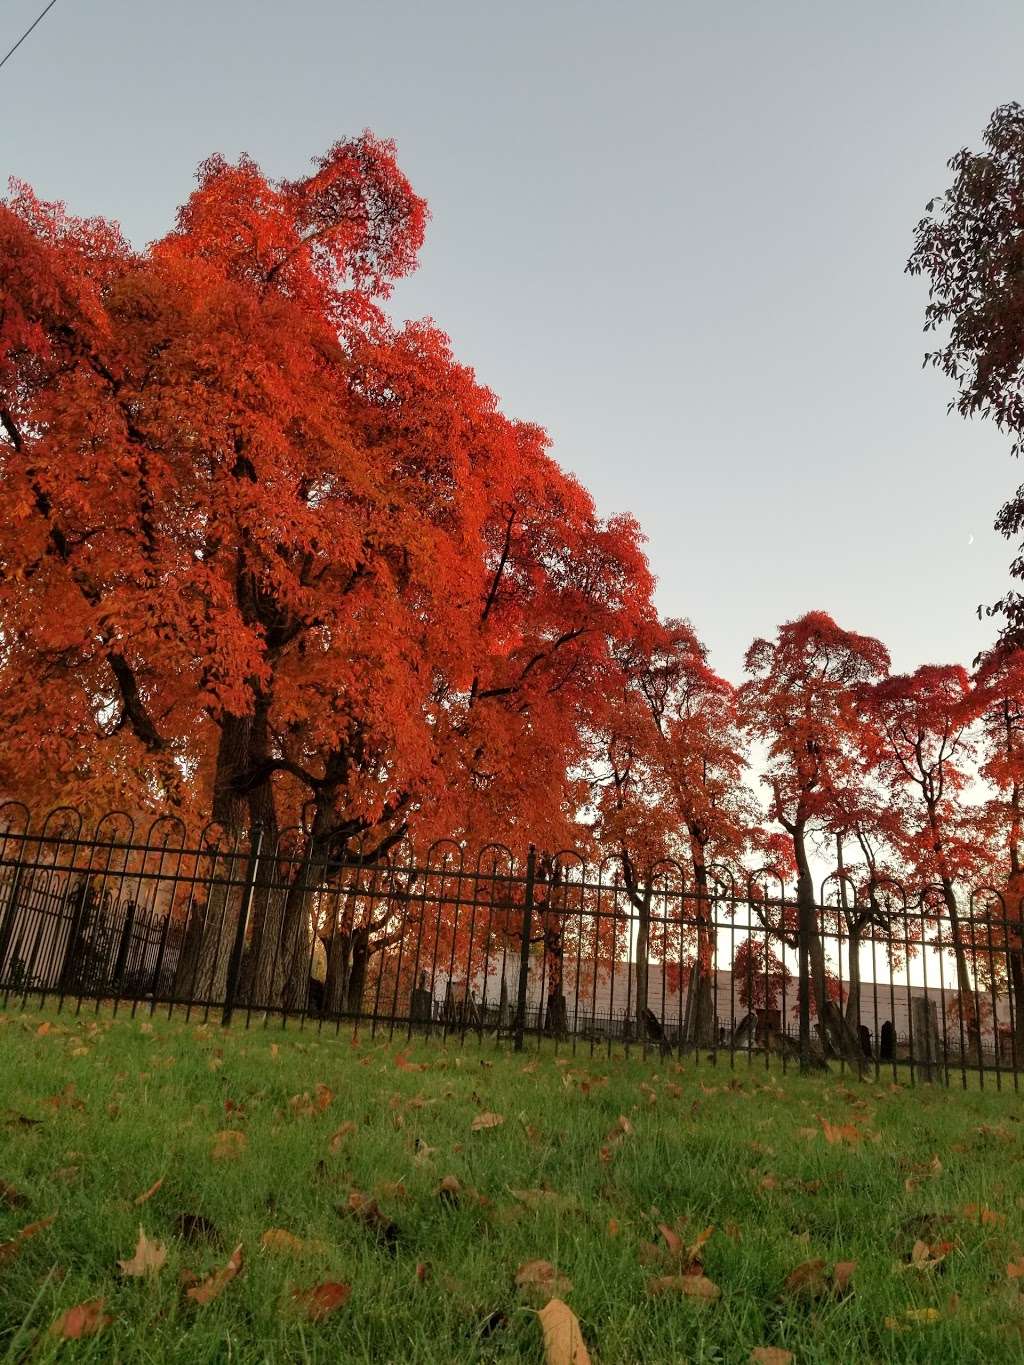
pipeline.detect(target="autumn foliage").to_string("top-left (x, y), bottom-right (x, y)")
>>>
top-left (5, 130), bottom-right (1024, 1031)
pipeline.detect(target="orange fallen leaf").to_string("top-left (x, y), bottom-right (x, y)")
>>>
top-left (133, 1178), bottom-right (164, 1206)
top-left (471, 1111), bottom-right (504, 1131)
top-left (261, 1228), bottom-right (305, 1255)
top-left (962, 1203), bottom-right (1005, 1227)
top-left (607, 1217), bottom-right (621, 1238)
top-left (211, 1129), bottom-right (247, 1160)
top-left (50, 1299), bottom-right (112, 1339)
top-left (329, 1121), bottom-right (357, 1152)
top-left (783, 1258), bottom-right (828, 1298)
top-left (118, 1226), bottom-right (167, 1277)
top-left (537, 1297), bottom-right (592, 1365)
top-left (186, 1243), bottom-right (244, 1304)
top-left (820, 1118), bottom-right (861, 1146)
top-left (647, 1273), bottom-right (721, 1299)
top-left (749, 1350), bottom-right (794, 1365)
top-left (1008, 1256), bottom-right (1024, 1279)
top-left (516, 1260), bottom-right (573, 1299)
top-left (833, 1260), bottom-right (856, 1295)
top-left (291, 1281), bottom-right (351, 1320)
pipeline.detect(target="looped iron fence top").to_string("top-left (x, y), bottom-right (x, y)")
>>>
top-left (1, 804), bottom-right (1023, 1089)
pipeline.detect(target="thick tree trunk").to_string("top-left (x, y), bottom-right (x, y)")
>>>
top-left (844, 926), bottom-right (862, 1028)
top-left (690, 858), bottom-right (717, 1047)
top-left (793, 826), bottom-right (860, 1065)
top-left (634, 898), bottom-right (650, 1029)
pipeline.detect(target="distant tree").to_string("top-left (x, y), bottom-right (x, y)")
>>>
top-left (739, 611), bottom-right (890, 1061)
top-left (864, 665), bottom-right (984, 1034)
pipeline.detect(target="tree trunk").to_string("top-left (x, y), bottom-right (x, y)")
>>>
top-left (634, 896), bottom-right (650, 1028)
top-left (793, 826), bottom-right (859, 1065)
top-left (690, 858), bottom-right (716, 1047)
top-left (844, 925), bottom-right (862, 1027)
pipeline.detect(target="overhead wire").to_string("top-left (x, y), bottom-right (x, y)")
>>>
top-left (0, 0), bottom-right (60, 74)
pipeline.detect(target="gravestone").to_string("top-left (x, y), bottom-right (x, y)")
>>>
top-left (410, 971), bottom-right (433, 1031)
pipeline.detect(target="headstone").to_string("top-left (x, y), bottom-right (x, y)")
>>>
top-left (859, 1023), bottom-right (873, 1059)
top-left (410, 970), bottom-right (432, 1030)
top-left (733, 1011), bottom-right (757, 1049)
top-left (879, 1020), bottom-right (895, 1062)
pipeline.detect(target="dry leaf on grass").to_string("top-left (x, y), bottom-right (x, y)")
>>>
top-left (186, 1243), bottom-right (244, 1305)
top-left (290, 1281), bottom-right (351, 1320)
top-left (471, 1112), bottom-right (504, 1131)
top-left (211, 1129), bottom-right (247, 1160)
top-left (647, 1274), bottom-right (721, 1300)
top-left (50, 1299), bottom-right (113, 1339)
top-left (261, 1228), bottom-right (306, 1255)
top-left (515, 1260), bottom-right (573, 1299)
top-left (0, 1213), bottom-right (56, 1266)
top-left (118, 1226), bottom-right (167, 1277)
top-left (329, 1121), bottom-right (357, 1152)
top-left (749, 1350), bottom-right (794, 1365)
top-left (133, 1178), bottom-right (164, 1206)
top-left (537, 1297), bottom-right (592, 1365)
top-left (906, 1239), bottom-right (954, 1271)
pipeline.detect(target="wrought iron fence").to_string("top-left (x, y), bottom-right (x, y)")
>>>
top-left (1, 802), bottom-right (1023, 1089)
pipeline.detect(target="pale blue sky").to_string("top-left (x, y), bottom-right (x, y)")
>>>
top-left (2, 0), bottom-right (1021, 681)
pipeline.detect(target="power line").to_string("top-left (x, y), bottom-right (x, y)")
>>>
top-left (0, 0), bottom-right (59, 74)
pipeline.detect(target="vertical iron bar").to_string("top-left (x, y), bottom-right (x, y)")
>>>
top-left (513, 846), bottom-right (536, 1053)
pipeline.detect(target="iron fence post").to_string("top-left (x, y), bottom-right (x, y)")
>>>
top-left (513, 846), bottom-right (537, 1053)
top-left (221, 827), bottom-right (264, 1029)
top-left (798, 896), bottom-right (811, 1073)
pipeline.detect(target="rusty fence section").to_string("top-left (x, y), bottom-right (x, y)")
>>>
top-left (0, 803), bottom-right (1022, 1088)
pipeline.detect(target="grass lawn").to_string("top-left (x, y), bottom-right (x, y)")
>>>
top-left (2, 1006), bottom-right (1024, 1363)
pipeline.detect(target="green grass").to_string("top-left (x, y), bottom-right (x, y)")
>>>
top-left (2, 1004), bottom-right (1024, 1363)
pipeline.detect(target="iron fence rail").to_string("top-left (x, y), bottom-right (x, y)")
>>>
top-left (1, 803), bottom-right (1022, 1089)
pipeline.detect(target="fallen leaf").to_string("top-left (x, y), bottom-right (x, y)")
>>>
top-left (962, 1203), bottom-right (1006, 1227)
top-left (1008, 1256), bottom-right (1024, 1280)
top-left (783, 1258), bottom-right (828, 1299)
top-left (833, 1260), bottom-right (856, 1295)
top-left (515, 1259), bottom-right (573, 1299)
top-left (537, 1297), bottom-right (592, 1365)
top-left (211, 1129), bottom-right (247, 1160)
top-left (648, 1273), bottom-right (721, 1299)
top-left (438, 1174), bottom-right (461, 1206)
top-left (820, 1119), bottom-right (860, 1146)
top-left (118, 1226), bottom-right (167, 1277)
top-left (261, 1228), bottom-right (305, 1255)
top-left (907, 1239), bottom-right (954, 1271)
top-left (186, 1243), bottom-right (244, 1304)
top-left (749, 1350), bottom-right (794, 1365)
top-left (340, 1191), bottom-right (399, 1251)
top-left (329, 1121), bottom-right (357, 1152)
top-left (607, 1217), bottom-right (621, 1238)
top-left (133, 1178), bottom-right (164, 1206)
top-left (291, 1280), bottom-right (351, 1320)
top-left (50, 1299), bottom-right (112, 1339)
top-left (471, 1112), bottom-right (504, 1131)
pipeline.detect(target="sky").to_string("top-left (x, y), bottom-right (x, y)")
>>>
top-left (2, 0), bottom-right (1022, 683)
